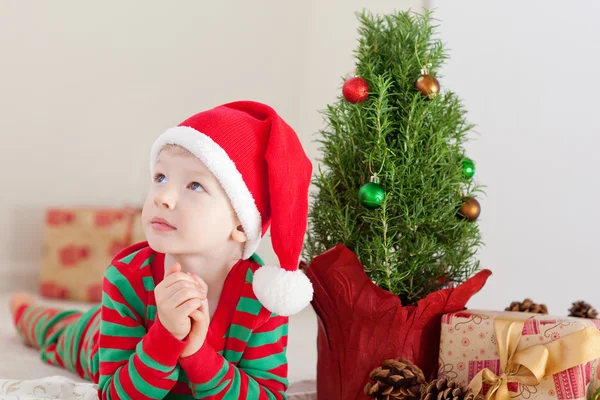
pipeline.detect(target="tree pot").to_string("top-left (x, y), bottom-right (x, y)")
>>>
top-left (303, 244), bottom-right (491, 400)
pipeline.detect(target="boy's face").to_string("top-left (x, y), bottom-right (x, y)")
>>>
top-left (142, 145), bottom-right (246, 257)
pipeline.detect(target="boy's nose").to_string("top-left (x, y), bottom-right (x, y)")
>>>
top-left (154, 190), bottom-right (176, 210)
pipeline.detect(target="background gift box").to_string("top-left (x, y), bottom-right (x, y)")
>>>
top-left (438, 310), bottom-right (600, 400)
top-left (39, 207), bottom-right (145, 302)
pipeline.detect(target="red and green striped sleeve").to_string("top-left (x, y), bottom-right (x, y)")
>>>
top-left (97, 260), bottom-right (187, 400)
top-left (179, 311), bottom-right (289, 399)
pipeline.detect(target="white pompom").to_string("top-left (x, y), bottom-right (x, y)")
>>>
top-left (252, 265), bottom-right (313, 316)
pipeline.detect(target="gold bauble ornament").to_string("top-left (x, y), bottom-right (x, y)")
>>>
top-left (458, 197), bottom-right (480, 222)
top-left (415, 74), bottom-right (440, 99)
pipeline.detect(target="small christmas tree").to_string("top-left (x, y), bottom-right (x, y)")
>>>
top-left (303, 10), bottom-right (491, 399)
top-left (304, 9), bottom-right (483, 305)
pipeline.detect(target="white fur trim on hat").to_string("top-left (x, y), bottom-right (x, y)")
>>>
top-left (150, 126), bottom-right (262, 259)
top-left (252, 265), bottom-right (313, 316)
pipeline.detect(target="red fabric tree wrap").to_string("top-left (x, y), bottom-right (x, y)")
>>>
top-left (304, 245), bottom-right (491, 400)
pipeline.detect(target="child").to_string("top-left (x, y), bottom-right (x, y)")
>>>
top-left (9, 101), bottom-right (314, 399)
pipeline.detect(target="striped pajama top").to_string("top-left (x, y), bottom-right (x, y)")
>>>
top-left (96, 241), bottom-right (289, 399)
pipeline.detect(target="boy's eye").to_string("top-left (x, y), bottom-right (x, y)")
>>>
top-left (188, 182), bottom-right (204, 192)
top-left (154, 173), bottom-right (166, 183)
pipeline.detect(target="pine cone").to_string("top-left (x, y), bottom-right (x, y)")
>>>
top-left (421, 378), bottom-right (483, 400)
top-left (505, 298), bottom-right (548, 314)
top-left (569, 301), bottom-right (598, 319)
top-left (364, 358), bottom-right (426, 400)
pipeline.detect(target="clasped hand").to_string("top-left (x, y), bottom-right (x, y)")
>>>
top-left (155, 263), bottom-right (210, 358)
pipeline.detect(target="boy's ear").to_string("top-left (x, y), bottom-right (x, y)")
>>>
top-left (232, 224), bottom-right (248, 243)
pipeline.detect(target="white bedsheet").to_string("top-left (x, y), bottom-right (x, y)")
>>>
top-left (0, 376), bottom-right (97, 399)
top-left (0, 293), bottom-right (317, 399)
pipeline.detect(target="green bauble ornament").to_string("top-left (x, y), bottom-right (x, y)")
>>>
top-left (462, 158), bottom-right (476, 179)
top-left (359, 175), bottom-right (385, 209)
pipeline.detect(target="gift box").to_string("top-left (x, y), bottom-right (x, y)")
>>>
top-left (40, 207), bottom-right (145, 302)
top-left (437, 310), bottom-right (600, 400)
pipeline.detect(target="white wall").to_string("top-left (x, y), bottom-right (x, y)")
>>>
top-left (429, 0), bottom-right (600, 313)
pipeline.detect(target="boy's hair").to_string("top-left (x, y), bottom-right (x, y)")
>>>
top-left (160, 143), bottom-right (194, 157)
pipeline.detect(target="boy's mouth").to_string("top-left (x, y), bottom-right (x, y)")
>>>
top-left (150, 217), bottom-right (177, 232)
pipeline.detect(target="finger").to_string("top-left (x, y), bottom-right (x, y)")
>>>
top-left (162, 272), bottom-right (198, 288)
top-left (164, 263), bottom-right (181, 278)
top-left (177, 298), bottom-right (203, 317)
top-left (199, 297), bottom-right (210, 320)
top-left (188, 310), bottom-right (206, 336)
top-left (189, 309), bottom-right (205, 323)
top-left (168, 286), bottom-right (204, 308)
top-left (189, 274), bottom-right (208, 294)
top-left (162, 280), bottom-right (204, 300)
top-left (167, 287), bottom-right (206, 308)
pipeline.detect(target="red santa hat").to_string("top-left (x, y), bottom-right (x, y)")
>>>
top-left (150, 101), bottom-right (313, 316)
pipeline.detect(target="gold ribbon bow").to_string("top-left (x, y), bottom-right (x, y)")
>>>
top-left (467, 317), bottom-right (600, 400)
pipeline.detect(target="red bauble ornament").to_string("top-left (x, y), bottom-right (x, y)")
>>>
top-left (343, 76), bottom-right (369, 103)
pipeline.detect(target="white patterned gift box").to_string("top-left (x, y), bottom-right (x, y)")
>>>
top-left (437, 310), bottom-right (600, 400)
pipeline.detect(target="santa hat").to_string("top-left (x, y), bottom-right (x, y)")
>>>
top-left (149, 101), bottom-right (313, 316)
